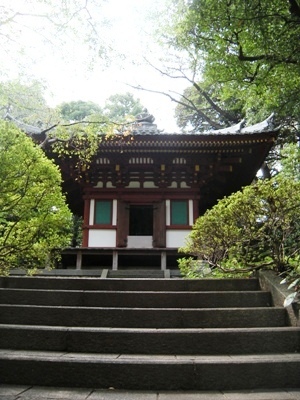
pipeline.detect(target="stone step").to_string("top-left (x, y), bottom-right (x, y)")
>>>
top-left (9, 269), bottom-right (172, 278)
top-left (1, 275), bottom-right (298, 391)
top-left (1, 324), bottom-right (299, 355)
top-left (0, 288), bottom-right (272, 308)
top-left (1, 350), bottom-right (300, 390)
top-left (107, 270), bottom-right (166, 278)
top-left (0, 304), bottom-right (288, 328)
top-left (9, 269), bottom-right (105, 276)
top-left (0, 276), bottom-right (261, 291)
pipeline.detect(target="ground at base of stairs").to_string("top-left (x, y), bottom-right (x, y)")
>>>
top-left (1, 386), bottom-right (300, 400)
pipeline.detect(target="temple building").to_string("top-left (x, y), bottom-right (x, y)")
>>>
top-left (56, 112), bottom-right (278, 271)
top-left (6, 112), bottom-right (278, 272)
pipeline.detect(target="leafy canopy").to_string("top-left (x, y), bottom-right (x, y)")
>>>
top-left (58, 100), bottom-right (103, 122)
top-left (0, 79), bottom-right (55, 126)
top-left (0, 121), bottom-right (72, 275)
top-left (103, 92), bottom-right (145, 122)
top-left (0, 81), bottom-right (148, 174)
top-left (164, 0), bottom-right (300, 131)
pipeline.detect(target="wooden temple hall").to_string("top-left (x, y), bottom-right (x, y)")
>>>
top-left (53, 112), bottom-right (277, 272)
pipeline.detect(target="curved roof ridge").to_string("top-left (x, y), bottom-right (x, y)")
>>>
top-left (208, 113), bottom-right (279, 135)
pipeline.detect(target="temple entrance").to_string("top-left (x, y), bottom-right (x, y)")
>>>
top-left (117, 200), bottom-right (166, 248)
top-left (129, 205), bottom-right (153, 236)
top-left (128, 205), bottom-right (153, 248)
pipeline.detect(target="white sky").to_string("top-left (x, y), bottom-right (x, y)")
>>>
top-left (1, 0), bottom-right (188, 132)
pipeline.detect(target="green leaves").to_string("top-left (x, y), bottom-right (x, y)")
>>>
top-left (58, 101), bottom-right (103, 122)
top-left (180, 172), bottom-right (300, 276)
top-left (0, 121), bottom-right (72, 275)
top-left (166, 0), bottom-right (300, 131)
top-left (103, 92), bottom-right (144, 123)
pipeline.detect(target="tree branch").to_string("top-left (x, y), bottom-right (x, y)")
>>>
top-left (142, 58), bottom-right (239, 126)
top-left (128, 83), bottom-right (224, 129)
top-left (238, 44), bottom-right (299, 64)
top-left (192, 81), bottom-right (239, 123)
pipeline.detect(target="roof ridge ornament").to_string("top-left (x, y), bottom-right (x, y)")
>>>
top-left (132, 109), bottom-right (163, 135)
top-left (135, 109), bottom-right (155, 124)
top-left (210, 113), bottom-right (279, 135)
top-left (241, 113), bottom-right (278, 133)
top-left (211, 119), bottom-right (246, 134)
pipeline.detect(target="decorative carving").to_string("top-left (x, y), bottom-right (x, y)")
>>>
top-left (135, 109), bottom-right (155, 123)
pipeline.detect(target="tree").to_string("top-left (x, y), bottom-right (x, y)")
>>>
top-left (159, 0), bottom-right (300, 135)
top-left (0, 120), bottom-right (73, 275)
top-left (103, 92), bottom-right (145, 122)
top-left (48, 93), bottom-right (146, 168)
top-left (174, 80), bottom-right (244, 132)
top-left (0, 81), bottom-right (148, 178)
top-left (58, 100), bottom-right (103, 122)
top-left (0, 79), bottom-right (55, 126)
top-left (280, 142), bottom-right (300, 180)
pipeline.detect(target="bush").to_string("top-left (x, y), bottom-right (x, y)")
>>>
top-left (180, 175), bottom-right (300, 277)
top-left (0, 121), bottom-right (72, 274)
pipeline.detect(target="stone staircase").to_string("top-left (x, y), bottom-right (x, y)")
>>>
top-left (0, 275), bottom-right (299, 390)
top-left (8, 268), bottom-right (181, 278)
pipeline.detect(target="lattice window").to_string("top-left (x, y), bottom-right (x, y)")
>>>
top-left (129, 157), bottom-right (154, 164)
top-left (172, 157), bottom-right (186, 164)
top-left (96, 158), bottom-right (110, 164)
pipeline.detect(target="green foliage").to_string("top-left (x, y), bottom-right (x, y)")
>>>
top-left (70, 215), bottom-right (83, 247)
top-left (174, 79), bottom-right (244, 132)
top-left (0, 81), bottom-right (145, 178)
top-left (58, 100), bottom-right (103, 122)
top-left (166, 0), bottom-right (300, 132)
top-left (180, 174), bottom-right (300, 276)
top-left (53, 93), bottom-right (146, 168)
top-left (0, 120), bottom-right (72, 275)
top-left (178, 257), bottom-right (251, 279)
top-left (280, 143), bottom-right (300, 180)
top-left (178, 257), bottom-right (213, 278)
top-left (179, 138), bottom-right (300, 305)
top-left (48, 119), bottom-right (108, 175)
top-left (0, 79), bottom-right (56, 125)
top-left (103, 92), bottom-right (144, 122)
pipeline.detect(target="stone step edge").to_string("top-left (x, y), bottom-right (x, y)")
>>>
top-left (0, 276), bottom-right (260, 284)
top-left (0, 304), bottom-right (281, 311)
top-left (1, 350), bottom-right (300, 363)
top-left (0, 288), bottom-right (266, 294)
top-left (2, 324), bottom-right (299, 333)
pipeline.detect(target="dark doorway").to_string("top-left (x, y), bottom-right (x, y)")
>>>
top-left (129, 205), bottom-right (153, 235)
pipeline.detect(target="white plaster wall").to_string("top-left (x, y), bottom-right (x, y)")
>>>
top-left (166, 230), bottom-right (191, 248)
top-left (88, 229), bottom-right (116, 247)
top-left (127, 236), bottom-right (153, 248)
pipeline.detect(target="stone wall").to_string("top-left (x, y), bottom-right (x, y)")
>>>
top-left (259, 270), bottom-right (299, 327)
